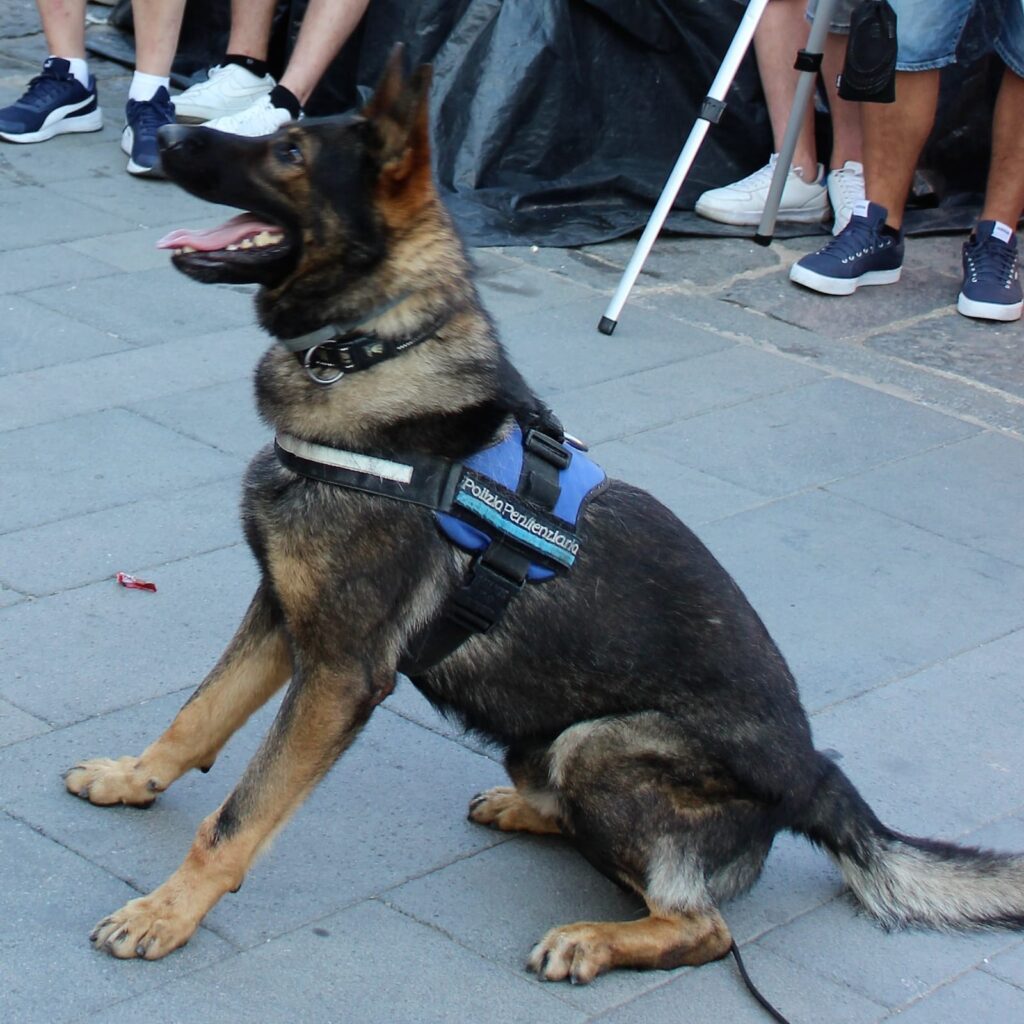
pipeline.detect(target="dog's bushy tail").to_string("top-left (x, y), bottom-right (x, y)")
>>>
top-left (794, 755), bottom-right (1024, 931)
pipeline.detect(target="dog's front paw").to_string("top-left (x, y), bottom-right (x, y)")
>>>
top-left (64, 756), bottom-right (161, 807)
top-left (528, 924), bottom-right (612, 985)
top-left (91, 893), bottom-right (197, 960)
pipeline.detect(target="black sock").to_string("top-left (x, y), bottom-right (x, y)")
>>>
top-left (269, 84), bottom-right (302, 119)
top-left (223, 53), bottom-right (270, 79)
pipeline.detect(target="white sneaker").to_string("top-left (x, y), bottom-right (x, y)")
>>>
top-left (204, 94), bottom-right (294, 137)
top-left (827, 160), bottom-right (866, 235)
top-left (695, 154), bottom-right (829, 226)
top-left (174, 63), bottom-right (275, 123)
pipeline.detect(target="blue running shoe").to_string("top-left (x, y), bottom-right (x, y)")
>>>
top-left (789, 200), bottom-right (903, 295)
top-left (957, 221), bottom-right (1022, 322)
top-left (0, 57), bottom-right (102, 143)
top-left (121, 86), bottom-right (175, 176)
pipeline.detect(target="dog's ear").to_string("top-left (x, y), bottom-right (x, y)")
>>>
top-left (363, 45), bottom-right (433, 186)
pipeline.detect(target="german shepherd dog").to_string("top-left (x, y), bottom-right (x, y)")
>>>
top-left (65, 52), bottom-right (1024, 979)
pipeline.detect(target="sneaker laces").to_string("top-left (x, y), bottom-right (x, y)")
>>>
top-left (208, 94), bottom-right (290, 136)
top-left (967, 234), bottom-right (1018, 286)
top-left (18, 67), bottom-right (77, 109)
top-left (129, 91), bottom-right (174, 133)
top-left (828, 168), bottom-right (864, 212)
top-left (814, 215), bottom-right (886, 260)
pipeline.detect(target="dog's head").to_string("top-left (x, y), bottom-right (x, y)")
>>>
top-left (157, 47), bottom-right (435, 295)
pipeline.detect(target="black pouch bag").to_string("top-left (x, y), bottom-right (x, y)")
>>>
top-left (838, 0), bottom-right (898, 103)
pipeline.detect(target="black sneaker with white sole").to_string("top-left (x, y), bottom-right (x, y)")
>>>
top-left (957, 221), bottom-right (1022, 322)
top-left (0, 58), bottom-right (102, 143)
top-left (789, 200), bottom-right (903, 296)
top-left (121, 87), bottom-right (175, 176)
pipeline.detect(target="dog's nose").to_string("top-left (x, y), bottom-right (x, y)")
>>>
top-left (157, 122), bottom-right (204, 154)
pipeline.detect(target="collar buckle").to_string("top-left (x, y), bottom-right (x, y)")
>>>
top-left (302, 344), bottom-right (345, 386)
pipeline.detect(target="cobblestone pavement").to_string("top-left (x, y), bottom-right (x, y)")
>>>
top-left (2, 24), bottom-right (1023, 1024)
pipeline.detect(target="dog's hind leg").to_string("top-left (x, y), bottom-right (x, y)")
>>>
top-left (65, 582), bottom-right (291, 807)
top-left (526, 713), bottom-right (774, 984)
top-left (90, 654), bottom-right (392, 959)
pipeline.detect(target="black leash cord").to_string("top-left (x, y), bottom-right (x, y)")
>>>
top-left (729, 941), bottom-right (793, 1024)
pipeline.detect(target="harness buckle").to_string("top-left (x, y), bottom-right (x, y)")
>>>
top-left (524, 428), bottom-right (571, 469)
top-left (302, 345), bottom-right (345, 386)
top-left (447, 558), bottom-right (524, 634)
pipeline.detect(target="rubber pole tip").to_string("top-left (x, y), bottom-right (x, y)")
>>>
top-left (598, 316), bottom-right (617, 335)
top-left (752, 233), bottom-right (772, 247)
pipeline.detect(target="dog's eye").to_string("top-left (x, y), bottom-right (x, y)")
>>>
top-left (275, 141), bottom-right (304, 166)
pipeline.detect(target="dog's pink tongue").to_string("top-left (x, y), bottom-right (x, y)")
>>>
top-left (157, 213), bottom-right (279, 251)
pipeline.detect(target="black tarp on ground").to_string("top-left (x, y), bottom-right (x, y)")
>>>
top-left (95, 0), bottom-right (1001, 246)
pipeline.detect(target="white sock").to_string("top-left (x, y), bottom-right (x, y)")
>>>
top-left (129, 71), bottom-right (170, 102)
top-left (55, 56), bottom-right (90, 88)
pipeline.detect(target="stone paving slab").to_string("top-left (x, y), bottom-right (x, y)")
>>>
top-left (0, 328), bottom-right (265, 431)
top-left (1, 812), bottom-right (235, 1024)
top-left (0, 693), bottom-right (509, 949)
top-left (0, 185), bottom-right (137, 244)
top-left (698, 489), bottom-right (1024, 709)
top-left (83, 899), bottom-right (587, 1024)
top-left (552, 343), bottom-right (824, 445)
top-left (126, 378), bottom-right (273, 459)
top-left (0, 696), bottom-right (49, 747)
top-left (0, 295), bottom-right (133, 374)
top-left (0, 544), bottom-right (259, 725)
top-left (493, 294), bottom-right (733, 397)
top-left (630, 376), bottom-right (979, 499)
top-left (590, 944), bottom-right (887, 1024)
top-left (809, 629), bottom-right (1024, 838)
top-left (0, 477), bottom-right (244, 595)
top-left (589, 439), bottom-right (769, 526)
top-left (22, 267), bottom-right (254, 349)
top-left (826, 430), bottom-right (1024, 569)
top-left (0, 409), bottom-right (243, 532)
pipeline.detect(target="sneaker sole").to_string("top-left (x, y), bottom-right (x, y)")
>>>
top-left (0, 106), bottom-right (103, 144)
top-left (957, 292), bottom-right (1023, 321)
top-left (121, 126), bottom-right (165, 178)
top-left (789, 263), bottom-right (901, 296)
top-left (694, 201), bottom-right (829, 227)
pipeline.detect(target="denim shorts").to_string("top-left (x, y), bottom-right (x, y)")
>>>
top-left (805, 0), bottom-right (859, 34)
top-left (889, 0), bottom-right (1024, 76)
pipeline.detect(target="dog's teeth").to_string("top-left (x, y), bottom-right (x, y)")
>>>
top-left (251, 230), bottom-right (284, 248)
top-left (179, 245), bottom-right (196, 254)
top-left (239, 238), bottom-right (254, 249)
top-left (227, 244), bottom-right (240, 251)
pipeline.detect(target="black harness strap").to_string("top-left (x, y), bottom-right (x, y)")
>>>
top-left (399, 413), bottom-right (567, 678)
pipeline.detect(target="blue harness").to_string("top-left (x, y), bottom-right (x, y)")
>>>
top-left (435, 423), bottom-right (605, 580)
top-left (274, 419), bottom-right (607, 673)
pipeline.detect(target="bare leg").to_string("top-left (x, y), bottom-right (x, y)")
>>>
top-left (224, 0), bottom-right (279, 62)
top-left (130, 0), bottom-right (188, 77)
top-left (822, 32), bottom-right (862, 168)
top-left (980, 67), bottom-right (1024, 226)
top-left (863, 70), bottom-right (939, 230)
top-left (279, 0), bottom-right (370, 106)
top-left (753, 0), bottom-right (817, 180)
top-left (36, 0), bottom-right (86, 57)
top-left (90, 659), bottom-right (386, 959)
top-left (65, 585), bottom-right (291, 807)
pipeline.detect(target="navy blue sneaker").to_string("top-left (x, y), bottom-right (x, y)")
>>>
top-left (121, 86), bottom-right (175, 176)
top-left (789, 200), bottom-right (903, 295)
top-left (957, 220), bottom-right (1022, 322)
top-left (0, 57), bottom-right (102, 143)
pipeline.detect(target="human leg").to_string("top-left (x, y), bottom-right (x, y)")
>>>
top-left (0, 0), bottom-right (102, 143)
top-left (173, 0), bottom-right (279, 124)
top-left (695, 0), bottom-right (829, 226)
top-left (821, 29), bottom-right (865, 232)
top-left (958, 61), bottom-right (1024, 321)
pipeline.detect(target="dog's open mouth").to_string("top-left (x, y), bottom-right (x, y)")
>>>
top-left (157, 212), bottom-right (293, 283)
